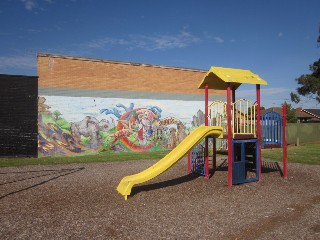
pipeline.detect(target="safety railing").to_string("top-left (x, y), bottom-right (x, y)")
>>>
top-left (208, 100), bottom-right (227, 136)
top-left (232, 99), bottom-right (256, 138)
top-left (208, 99), bottom-right (257, 138)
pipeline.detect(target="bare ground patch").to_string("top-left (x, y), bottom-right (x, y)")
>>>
top-left (1, 157), bottom-right (319, 239)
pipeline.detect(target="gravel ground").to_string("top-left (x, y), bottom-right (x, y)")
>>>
top-left (0, 157), bottom-right (319, 240)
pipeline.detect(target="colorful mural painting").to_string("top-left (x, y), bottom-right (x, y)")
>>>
top-left (38, 96), bottom-right (205, 157)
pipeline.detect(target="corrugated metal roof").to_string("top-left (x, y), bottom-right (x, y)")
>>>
top-left (198, 66), bottom-right (268, 90)
top-left (302, 109), bottom-right (320, 119)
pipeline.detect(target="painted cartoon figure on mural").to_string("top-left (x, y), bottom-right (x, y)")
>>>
top-left (38, 96), bottom-right (202, 157)
top-left (70, 116), bottom-right (115, 149)
top-left (100, 103), bottom-right (187, 152)
top-left (153, 116), bottom-right (187, 149)
top-left (38, 97), bottom-right (89, 156)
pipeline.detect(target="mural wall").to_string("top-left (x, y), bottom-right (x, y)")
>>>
top-left (38, 96), bottom-right (205, 157)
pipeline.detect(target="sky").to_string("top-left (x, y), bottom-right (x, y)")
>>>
top-left (0, 0), bottom-right (319, 108)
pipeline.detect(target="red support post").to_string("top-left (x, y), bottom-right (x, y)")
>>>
top-left (256, 84), bottom-right (262, 181)
top-left (282, 104), bottom-right (288, 179)
top-left (227, 83), bottom-right (232, 187)
top-left (205, 83), bottom-right (209, 126)
top-left (205, 83), bottom-right (209, 179)
top-left (205, 138), bottom-right (209, 179)
top-left (213, 138), bottom-right (216, 172)
top-left (187, 151), bottom-right (191, 173)
top-left (232, 86), bottom-right (236, 103)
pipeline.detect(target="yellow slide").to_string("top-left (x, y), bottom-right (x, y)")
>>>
top-left (117, 126), bottom-right (223, 200)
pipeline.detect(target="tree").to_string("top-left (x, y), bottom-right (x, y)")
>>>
top-left (291, 27), bottom-right (320, 103)
top-left (284, 102), bottom-right (297, 123)
top-left (290, 59), bottom-right (320, 103)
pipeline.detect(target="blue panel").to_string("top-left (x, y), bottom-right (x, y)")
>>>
top-left (232, 161), bottom-right (246, 184)
top-left (261, 112), bottom-right (283, 148)
top-left (232, 139), bottom-right (259, 184)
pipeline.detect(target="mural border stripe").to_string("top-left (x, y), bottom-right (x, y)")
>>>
top-left (39, 87), bottom-right (225, 101)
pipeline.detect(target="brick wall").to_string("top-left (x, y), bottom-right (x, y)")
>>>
top-left (38, 53), bottom-right (224, 96)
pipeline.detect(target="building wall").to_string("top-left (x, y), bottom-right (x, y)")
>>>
top-left (38, 53), bottom-right (222, 95)
top-left (0, 74), bottom-right (38, 157)
top-left (38, 53), bottom-right (225, 157)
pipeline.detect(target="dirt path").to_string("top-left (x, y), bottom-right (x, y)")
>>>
top-left (1, 158), bottom-right (319, 239)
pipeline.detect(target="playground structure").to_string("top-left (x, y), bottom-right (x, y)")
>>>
top-left (117, 66), bottom-right (288, 199)
top-left (190, 67), bottom-right (288, 186)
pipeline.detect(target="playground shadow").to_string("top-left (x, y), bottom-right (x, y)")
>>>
top-left (262, 161), bottom-right (284, 177)
top-left (0, 167), bottom-right (84, 200)
top-left (131, 173), bottom-right (199, 197)
top-left (214, 159), bottom-right (283, 177)
top-left (0, 168), bottom-right (84, 186)
top-left (215, 159), bottom-right (228, 172)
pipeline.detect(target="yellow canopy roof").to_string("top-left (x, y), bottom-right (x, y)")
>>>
top-left (198, 66), bottom-right (268, 90)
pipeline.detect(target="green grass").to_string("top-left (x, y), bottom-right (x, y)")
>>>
top-left (262, 143), bottom-right (320, 165)
top-left (0, 151), bottom-right (170, 168)
top-left (1, 143), bottom-right (319, 168)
